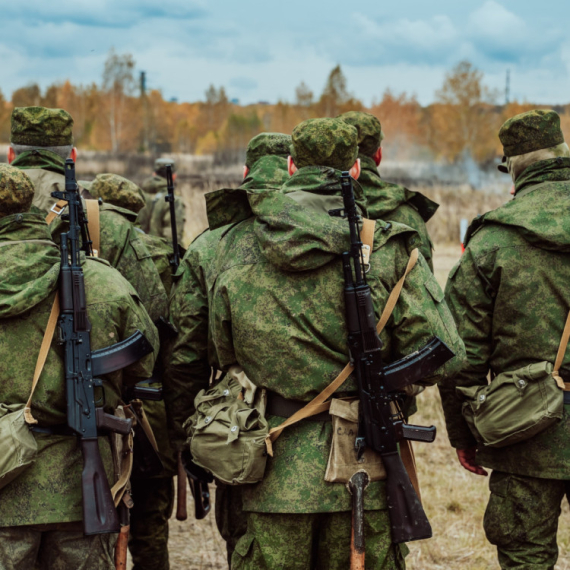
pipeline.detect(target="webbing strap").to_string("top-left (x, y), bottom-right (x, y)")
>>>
top-left (24, 294), bottom-right (60, 425)
top-left (553, 310), bottom-right (570, 391)
top-left (84, 199), bottom-right (101, 256)
top-left (264, 245), bottom-right (420, 456)
top-left (45, 200), bottom-right (67, 225)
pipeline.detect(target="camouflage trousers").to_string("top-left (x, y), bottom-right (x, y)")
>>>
top-left (231, 510), bottom-right (407, 570)
top-left (129, 476), bottom-right (174, 570)
top-left (215, 482), bottom-right (248, 566)
top-left (0, 522), bottom-right (116, 570)
top-left (484, 470), bottom-right (570, 569)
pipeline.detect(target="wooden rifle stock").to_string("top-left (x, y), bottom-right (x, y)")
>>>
top-left (176, 451), bottom-right (188, 521)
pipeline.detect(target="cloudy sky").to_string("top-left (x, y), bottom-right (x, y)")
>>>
top-left (1, 0), bottom-right (568, 106)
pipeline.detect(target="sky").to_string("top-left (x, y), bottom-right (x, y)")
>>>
top-left (1, 0), bottom-right (569, 106)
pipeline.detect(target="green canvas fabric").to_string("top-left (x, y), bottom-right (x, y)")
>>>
top-left (358, 155), bottom-right (437, 270)
top-left (90, 173), bottom-right (146, 214)
top-left (245, 133), bottom-right (291, 169)
top-left (500, 109), bottom-right (564, 157)
top-left (442, 158), bottom-right (570, 478)
top-left (209, 166), bottom-right (465, 513)
top-left (338, 110), bottom-right (384, 157)
top-left (0, 165), bottom-right (34, 219)
top-left (0, 214), bottom-right (159, 527)
top-left (10, 149), bottom-right (68, 177)
top-left (10, 107), bottom-right (73, 147)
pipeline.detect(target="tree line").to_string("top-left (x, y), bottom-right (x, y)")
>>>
top-left (1, 52), bottom-right (568, 167)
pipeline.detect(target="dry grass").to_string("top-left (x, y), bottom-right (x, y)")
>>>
top-left (147, 196), bottom-right (570, 569)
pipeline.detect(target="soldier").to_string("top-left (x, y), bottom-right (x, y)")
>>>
top-left (440, 109), bottom-right (570, 570)
top-left (164, 132), bottom-right (292, 564)
top-left (139, 158), bottom-right (185, 243)
top-left (7, 106), bottom-right (168, 323)
top-left (338, 111), bottom-right (438, 270)
top-left (208, 118), bottom-right (466, 569)
top-left (0, 164), bottom-right (159, 569)
top-left (89, 172), bottom-right (178, 570)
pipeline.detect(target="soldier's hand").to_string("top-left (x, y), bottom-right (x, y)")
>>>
top-left (456, 447), bottom-right (488, 476)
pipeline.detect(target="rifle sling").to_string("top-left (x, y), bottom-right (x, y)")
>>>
top-left (264, 218), bottom-right (419, 455)
top-left (24, 293), bottom-right (60, 425)
top-left (552, 310), bottom-right (570, 393)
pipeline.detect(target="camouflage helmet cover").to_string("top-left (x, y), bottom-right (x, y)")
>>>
top-left (0, 164), bottom-right (35, 219)
top-left (245, 132), bottom-right (292, 168)
top-left (338, 111), bottom-right (384, 157)
top-left (291, 118), bottom-right (359, 171)
top-left (499, 109), bottom-right (564, 158)
top-left (90, 173), bottom-right (146, 214)
top-left (10, 106), bottom-right (74, 147)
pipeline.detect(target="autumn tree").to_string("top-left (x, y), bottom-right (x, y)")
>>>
top-left (102, 49), bottom-right (137, 152)
top-left (12, 84), bottom-right (41, 108)
top-left (426, 61), bottom-right (499, 164)
top-left (317, 65), bottom-right (363, 117)
top-left (0, 90), bottom-right (10, 142)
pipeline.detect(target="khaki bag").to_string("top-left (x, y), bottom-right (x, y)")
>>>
top-left (185, 366), bottom-right (269, 485)
top-left (458, 311), bottom-right (570, 448)
top-left (0, 295), bottom-right (59, 490)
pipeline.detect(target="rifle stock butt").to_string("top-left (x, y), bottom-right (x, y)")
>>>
top-left (81, 439), bottom-right (120, 535)
top-left (176, 452), bottom-right (188, 521)
top-left (114, 525), bottom-right (129, 569)
top-left (382, 452), bottom-right (432, 544)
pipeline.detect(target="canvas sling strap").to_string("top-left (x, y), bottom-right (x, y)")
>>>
top-left (264, 218), bottom-right (420, 456)
top-left (45, 199), bottom-right (100, 257)
top-left (552, 310), bottom-right (570, 393)
top-left (24, 294), bottom-right (60, 425)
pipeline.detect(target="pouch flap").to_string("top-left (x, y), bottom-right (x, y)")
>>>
top-left (329, 398), bottom-right (359, 423)
top-left (228, 365), bottom-right (257, 405)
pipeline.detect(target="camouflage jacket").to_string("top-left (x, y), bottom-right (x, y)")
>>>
top-left (442, 157), bottom-right (570, 478)
top-left (0, 213), bottom-right (158, 527)
top-left (12, 153), bottom-right (168, 323)
top-left (359, 155), bottom-right (438, 270)
top-left (210, 166), bottom-right (465, 513)
top-left (140, 176), bottom-right (185, 243)
top-left (163, 155), bottom-right (290, 449)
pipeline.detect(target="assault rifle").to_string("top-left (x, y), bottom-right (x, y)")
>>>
top-left (53, 159), bottom-right (154, 535)
top-left (164, 163), bottom-right (211, 520)
top-left (336, 171), bottom-right (454, 545)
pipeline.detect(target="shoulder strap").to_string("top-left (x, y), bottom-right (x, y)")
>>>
top-left (360, 218), bottom-right (375, 269)
top-left (553, 310), bottom-right (570, 392)
top-left (264, 247), bottom-right (420, 455)
top-left (24, 294), bottom-right (60, 425)
top-left (84, 199), bottom-right (101, 256)
top-left (45, 200), bottom-right (67, 225)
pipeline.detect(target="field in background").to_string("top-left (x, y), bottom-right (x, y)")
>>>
top-left (131, 187), bottom-right (570, 569)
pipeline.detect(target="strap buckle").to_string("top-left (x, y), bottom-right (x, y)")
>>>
top-left (50, 202), bottom-right (65, 216)
top-left (361, 244), bottom-right (371, 273)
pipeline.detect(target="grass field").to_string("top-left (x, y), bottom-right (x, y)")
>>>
top-left (138, 186), bottom-right (570, 569)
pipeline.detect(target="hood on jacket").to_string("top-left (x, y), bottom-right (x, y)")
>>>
top-left (206, 154), bottom-right (289, 230)
top-left (0, 213), bottom-right (60, 318)
top-left (359, 155), bottom-right (439, 223)
top-left (249, 165), bottom-right (414, 272)
top-left (467, 159), bottom-right (570, 252)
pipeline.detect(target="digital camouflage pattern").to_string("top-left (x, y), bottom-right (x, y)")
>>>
top-left (499, 109), bottom-right (564, 157)
top-left (231, 511), bottom-right (406, 570)
top-left (245, 132), bottom-right (291, 168)
top-left (441, 157), bottom-right (570, 478)
top-left (210, 166), bottom-right (466, 514)
top-left (0, 164), bottom-right (34, 219)
top-left (0, 213), bottom-right (159, 527)
top-left (358, 155), bottom-right (438, 271)
top-left (90, 173), bottom-right (146, 214)
top-left (338, 110), bottom-right (384, 157)
top-left (11, 106), bottom-right (74, 147)
top-left (149, 190), bottom-right (186, 243)
top-left (483, 471), bottom-right (570, 569)
top-left (10, 150), bottom-right (169, 323)
top-left (0, 523), bottom-right (117, 570)
top-left (291, 118), bottom-right (358, 171)
top-left (129, 477), bottom-right (174, 570)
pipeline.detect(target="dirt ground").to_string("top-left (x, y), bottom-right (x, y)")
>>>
top-left (138, 244), bottom-right (570, 570)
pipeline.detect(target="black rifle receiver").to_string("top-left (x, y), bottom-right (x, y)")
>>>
top-left (338, 171), bottom-right (454, 544)
top-left (165, 164), bottom-right (180, 272)
top-left (53, 160), bottom-right (154, 535)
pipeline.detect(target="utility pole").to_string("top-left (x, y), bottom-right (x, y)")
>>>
top-left (505, 69), bottom-right (510, 106)
top-left (140, 71), bottom-right (149, 152)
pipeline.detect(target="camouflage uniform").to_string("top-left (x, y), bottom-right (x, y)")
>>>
top-left (338, 111), bottom-right (437, 271)
top-left (89, 173), bottom-right (177, 570)
top-left (140, 159), bottom-right (185, 243)
top-left (441, 110), bottom-right (570, 569)
top-left (164, 133), bottom-right (292, 564)
top-left (9, 107), bottom-right (168, 324)
top-left (0, 164), bottom-right (159, 570)
top-left (209, 119), bottom-right (466, 569)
